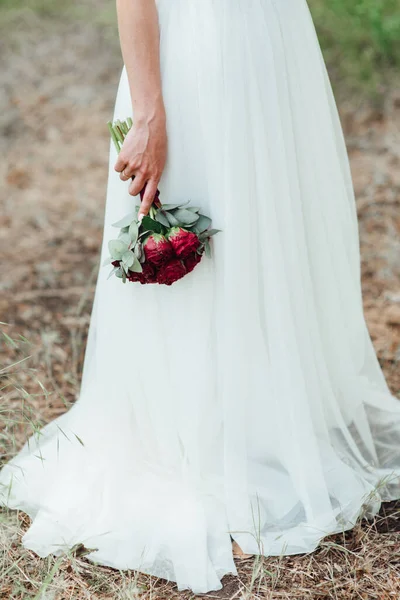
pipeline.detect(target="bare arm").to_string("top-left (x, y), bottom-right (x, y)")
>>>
top-left (114, 0), bottom-right (167, 217)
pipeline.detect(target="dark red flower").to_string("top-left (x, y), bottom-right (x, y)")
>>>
top-left (156, 258), bottom-right (186, 286)
top-left (143, 233), bottom-right (174, 266)
top-left (111, 260), bottom-right (121, 267)
top-left (184, 251), bottom-right (202, 274)
top-left (167, 227), bottom-right (200, 259)
top-left (127, 270), bottom-right (145, 284)
top-left (128, 262), bottom-right (157, 285)
top-left (142, 262), bottom-right (158, 284)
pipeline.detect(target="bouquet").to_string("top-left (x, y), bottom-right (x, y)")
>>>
top-left (104, 118), bottom-right (220, 286)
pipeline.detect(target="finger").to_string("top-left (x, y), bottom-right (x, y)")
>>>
top-left (138, 179), bottom-right (159, 218)
top-left (114, 155), bottom-right (126, 173)
top-left (128, 173), bottom-right (147, 197)
top-left (121, 161), bottom-right (140, 181)
top-left (119, 168), bottom-right (131, 182)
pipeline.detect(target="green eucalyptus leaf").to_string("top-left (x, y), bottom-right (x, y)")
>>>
top-left (204, 238), bottom-right (212, 258)
top-left (118, 232), bottom-right (131, 245)
top-left (187, 206), bottom-right (201, 213)
top-left (200, 228), bottom-right (221, 239)
top-left (161, 201), bottom-right (189, 211)
top-left (166, 211), bottom-right (180, 227)
top-left (129, 220), bottom-right (139, 245)
top-left (120, 264), bottom-right (128, 284)
top-left (130, 256), bottom-right (143, 273)
top-left (186, 219), bottom-right (200, 227)
top-left (136, 240), bottom-right (146, 263)
top-left (115, 267), bottom-right (124, 279)
top-left (173, 208), bottom-right (200, 225)
top-left (122, 250), bottom-right (135, 268)
top-left (108, 239), bottom-right (129, 260)
top-left (155, 210), bottom-right (170, 227)
top-left (103, 256), bottom-right (112, 267)
top-left (112, 212), bottom-right (137, 228)
top-left (192, 214), bottom-right (212, 233)
top-left (107, 266), bottom-right (118, 280)
top-left (134, 241), bottom-right (143, 261)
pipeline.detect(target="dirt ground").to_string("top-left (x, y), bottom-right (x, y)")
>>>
top-left (0, 8), bottom-right (400, 600)
top-left (0, 12), bottom-right (120, 422)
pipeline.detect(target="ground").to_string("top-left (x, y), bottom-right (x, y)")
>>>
top-left (0, 5), bottom-right (399, 600)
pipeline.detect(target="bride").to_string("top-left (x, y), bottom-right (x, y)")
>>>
top-left (1, 0), bottom-right (400, 594)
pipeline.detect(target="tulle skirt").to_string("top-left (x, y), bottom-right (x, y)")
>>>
top-left (2, 0), bottom-right (400, 594)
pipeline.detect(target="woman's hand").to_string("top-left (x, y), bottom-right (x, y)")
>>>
top-left (115, 0), bottom-right (166, 218)
top-left (114, 111), bottom-right (167, 218)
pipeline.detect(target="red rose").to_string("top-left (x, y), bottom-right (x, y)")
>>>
top-left (184, 251), bottom-right (202, 274)
top-left (157, 258), bottom-right (186, 286)
top-left (143, 233), bottom-right (174, 266)
top-left (127, 270), bottom-right (145, 284)
top-left (167, 227), bottom-right (200, 259)
top-left (142, 262), bottom-right (158, 284)
top-left (128, 262), bottom-right (157, 285)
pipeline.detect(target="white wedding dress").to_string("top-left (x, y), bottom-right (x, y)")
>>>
top-left (1, 0), bottom-right (400, 594)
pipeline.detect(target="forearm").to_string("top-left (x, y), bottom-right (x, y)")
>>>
top-left (116, 0), bottom-right (165, 123)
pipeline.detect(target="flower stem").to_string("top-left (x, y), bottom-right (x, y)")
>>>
top-left (108, 122), bottom-right (120, 154)
top-left (108, 118), bottom-right (133, 154)
top-left (114, 125), bottom-right (124, 146)
top-left (120, 120), bottom-right (129, 135)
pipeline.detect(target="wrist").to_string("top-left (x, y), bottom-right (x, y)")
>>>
top-left (132, 97), bottom-right (166, 126)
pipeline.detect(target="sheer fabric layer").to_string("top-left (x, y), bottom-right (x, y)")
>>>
top-left (1, 0), bottom-right (400, 594)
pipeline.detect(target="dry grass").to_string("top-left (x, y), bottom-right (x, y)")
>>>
top-left (1, 344), bottom-right (400, 600)
top-left (1, 452), bottom-right (400, 600)
top-left (1, 2), bottom-right (400, 599)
